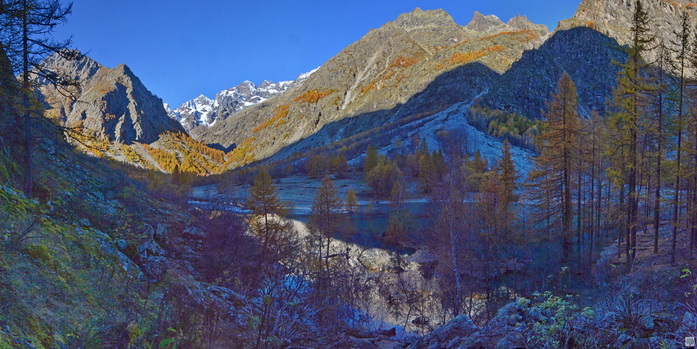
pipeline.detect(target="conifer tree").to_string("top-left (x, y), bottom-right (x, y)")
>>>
top-left (309, 175), bottom-right (345, 271)
top-left (345, 187), bottom-right (358, 214)
top-left (650, 41), bottom-right (670, 254)
top-left (364, 145), bottom-right (378, 173)
top-left (498, 139), bottom-right (517, 203)
top-left (606, 0), bottom-right (654, 263)
top-left (247, 169), bottom-right (289, 257)
top-left (529, 72), bottom-right (580, 261)
top-left (668, 9), bottom-right (689, 263)
top-left (464, 150), bottom-right (489, 191)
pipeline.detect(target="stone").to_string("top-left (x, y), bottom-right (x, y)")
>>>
top-left (154, 223), bottom-right (168, 242)
top-left (78, 218), bottom-right (91, 227)
top-left (137, 239), bottom-right (165, 258)
top-left (639, 314), bottom-right (655, 330)
top-left (140, 256), bottom-right (167, 283)
top-left (114, 239), bottom-right (128, 251)
top-left (182, 227), bottom-right (206, 240)
top-left (407, 314), bottom-right (478, 349)
top-left (614, 333), bottom-right (632, 347)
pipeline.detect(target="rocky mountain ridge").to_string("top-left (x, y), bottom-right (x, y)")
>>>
top-left (36, 53), bottom-right (228, 174)
top-left (197, 8), bottom-right (550, 168)
top-left (36, 52), bottom-right (185, 144)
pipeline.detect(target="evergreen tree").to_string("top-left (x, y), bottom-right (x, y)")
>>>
top-left (669, 10), bottom-right (689, 263)
top-left (529, 72), bottom-right (580, 261)
top-left (246, 169), bottom-right (289, 257)
top-left (606, 0), bottom-right (655, 263)
top-left (364, 145), bottom-right (378, 173)
top-left (310, 175), bottom-right (346, 269)
top-left (308, 175), bottom-right (349, 328)
top-left (331, 152), bottom-right (348, 177)
top-left (498, 139), bottom-right (517, 203)
top-left (345, 187), bottom-right (358, 214)
top-left (418, 152), bottom-right (436, 193)
top-left (464, 150), bottom-right (489, 191)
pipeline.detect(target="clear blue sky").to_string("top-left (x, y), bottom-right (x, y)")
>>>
top-left (53, 0), bottom-right (580, 107)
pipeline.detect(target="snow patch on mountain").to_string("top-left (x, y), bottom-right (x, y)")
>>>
top-left (167, 68), bottom-right (320, 133)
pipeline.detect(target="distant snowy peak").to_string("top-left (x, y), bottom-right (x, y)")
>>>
top-left (170, 68), bottom-right (319, 133)
top-left (168, 94), bottom-right (217, 128)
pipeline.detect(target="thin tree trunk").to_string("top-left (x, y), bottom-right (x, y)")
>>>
top-left (22, 0), bottom-right (33, 195)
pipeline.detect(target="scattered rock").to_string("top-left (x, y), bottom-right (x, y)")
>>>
top-left (640, 314), bottom-right (655, 330)
top-left (140, 256), bottom-right (167, 283)
top-left (495, 332), bottom-right (525, 349)
top-left (614, 333), bottom-right (632, 347)
top-left (407, 314), bottom-right (478, 349)
top-left (137, 239), bottom-right (165, 258)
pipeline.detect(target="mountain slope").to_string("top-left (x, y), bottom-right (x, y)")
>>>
top-left (198, 8), bottom-right (549, 168)
top-left (480, 27), bottom-right (625, 119)
top-left (264, 27), bottom-right (624, 170)
top-left (36, 53), bottom-right (227, 174)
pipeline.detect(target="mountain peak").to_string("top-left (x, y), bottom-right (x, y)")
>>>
top-left (465, 11), bottom-right (505, 33)
top-left (39, 50), bottom-right (103, 83)
top-left (36, 53), bottom-right (184, 144)
top-left (393, 8), bottom-right (457, 30)
top-left (508, 14), bottom-right (549, 32)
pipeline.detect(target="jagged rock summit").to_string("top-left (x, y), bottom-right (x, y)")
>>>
top-left (37, 52), bottom-right (185, 144)
top-left (465, 11), bottom-right (506, 33)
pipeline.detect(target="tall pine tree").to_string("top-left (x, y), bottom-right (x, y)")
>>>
top-left (529, 72), bottom-right (580, 262)
top-left (606, 0), bottom-right (654, 263)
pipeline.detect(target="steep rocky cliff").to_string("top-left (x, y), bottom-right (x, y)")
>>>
top-left (557, 0), bottom-right (696, 46)
top-left (35, 53), bottom-right (227, 174)
top-left (37, 53), bottom-right (185, 144)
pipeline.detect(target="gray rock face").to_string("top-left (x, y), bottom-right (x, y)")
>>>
top-left (36, 52), bottom-right (185, 144)
top-left (464, 11), bottom-right (506, 33)
top-left (557, 0), bottom-right (695, 48)
top-left (508, 14), bottom-right (549, 33)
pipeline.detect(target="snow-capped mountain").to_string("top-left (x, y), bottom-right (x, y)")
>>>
top-left (166, 94), bottom-right (217, 130)
top-left (168, 68), bottom-right (318, 135)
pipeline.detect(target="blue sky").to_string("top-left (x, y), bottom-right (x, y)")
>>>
top-left (54, 0), bottom-right (580, 107)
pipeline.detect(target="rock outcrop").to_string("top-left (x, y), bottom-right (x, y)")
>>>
top-left (557, 0), bottom-right (697, 47)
